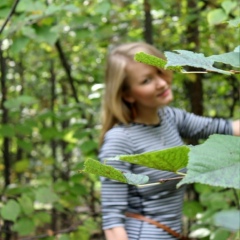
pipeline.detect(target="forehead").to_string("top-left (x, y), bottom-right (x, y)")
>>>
top-left (125, 60), bottom-right (156, 80)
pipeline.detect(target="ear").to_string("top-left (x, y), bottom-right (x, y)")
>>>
top-left (122, 91), bottom-right (135, 103)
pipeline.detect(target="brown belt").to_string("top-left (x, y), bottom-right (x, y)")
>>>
top-left (125, 212), bottom-right (191, 240)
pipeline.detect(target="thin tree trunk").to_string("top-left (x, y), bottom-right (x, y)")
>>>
top-left (49, 60), bottom-right (58, 231)
top-left (143, 0), bottom-right (153, 45)
top-left (0, 42), bottom-right (12, 240)
top-left (185, 0), bottom-right (203, 117)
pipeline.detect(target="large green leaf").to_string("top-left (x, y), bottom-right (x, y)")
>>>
top-left (207, 46), bottom-right (240, 68)
top-left (165, 50), bottom-right (231, 74)
top-left (178, 134), bottom-right (240, 189)
top-left (83, 159), bottom-right (149, 185)
top-left (119, 146), bottom-right (190, 173)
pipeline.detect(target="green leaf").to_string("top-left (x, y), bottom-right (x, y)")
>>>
top-left (227, 17), bottom-right (240, 27)
top-left (95, 2), bottom-right (111, 15)
top-left (221, 0), bottom-right (237, 15)
top-left (178, 134), bottom-right (240, 189)
top-left (14, 159), bottom-right (30, 173)
top-left (12, 217), bottom-right (35, 236)
top-left (165, 50), bottom-right (231, 75)
top-left (16, 0), bottom-right (46, 13)
top-left (183, 201), bottom-right (204, 219)
top-left (35, 25), bottom-right (59, 46)
top-left (18, 195), bottom-right (34, 215)
top-left (207, 49), bottom-right (240, 68)
top-left (83, 159), bottom-right (149, 185)
top-left (207, 9), bottom-right (228, 26)
top-left (0, 124), bottom-right (15, 137)
top-left (17, 139), bottom-right (33, 152)
top-left (211, 229), bottom-right (231, 240)
top-left (134, 52), bottom-right (183, 72)
top-left (10, 36), bottom-right (30, 55)
top-left (33, 212), bottom-right (51, 227)
top-left (0, 200), bottom-right (21, 222)
top-left (119, 146), bottom-right (190, 172)
top-left (4, 95), bottom-right (38, 109)
top-left (35, 187), bottom-right (59, 204)
top-left (213, 210), bottom-right (240, 231)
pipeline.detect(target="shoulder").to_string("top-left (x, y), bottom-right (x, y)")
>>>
top-left (160, 106), bottom-right (187, 122)
top-left (99, 125), bottom-right (133, 158)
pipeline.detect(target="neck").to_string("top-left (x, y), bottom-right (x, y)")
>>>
top-left (134, 108), bottom-right (160, 125)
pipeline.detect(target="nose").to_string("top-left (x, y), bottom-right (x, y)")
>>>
top-left (155, 76), bottom-right (167, 89)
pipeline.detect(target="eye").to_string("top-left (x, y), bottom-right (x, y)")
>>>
top-left (141, 78), bottom-right (152, 84)
top-left (157, 69), bottom-right (163, 75)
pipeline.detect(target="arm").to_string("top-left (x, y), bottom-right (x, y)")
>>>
top-left (99, 128), bottom-right (133, 239)
top-left (167, 107), bottom-right (234, 139)
top-left (105, 226), bottom-right (128, 240)
top-left (232, 120), bottom-right (240, 136)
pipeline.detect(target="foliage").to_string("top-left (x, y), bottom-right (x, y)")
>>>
top-left (0, 0), bottom-right (239, 239)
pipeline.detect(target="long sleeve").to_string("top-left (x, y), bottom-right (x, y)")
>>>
top-left (166, 107), bottom-right (233, 139)
top-left (99, 127), bottom-right (133, 230)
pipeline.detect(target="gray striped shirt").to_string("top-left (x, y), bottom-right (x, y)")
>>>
top-left (99, 107), bottom-right (233, 239)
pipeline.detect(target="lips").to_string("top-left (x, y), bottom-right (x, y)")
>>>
top-left (157, 88), bottom-right (170, 97)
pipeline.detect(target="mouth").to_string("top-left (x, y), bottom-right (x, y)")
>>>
top-left (157, 88), bottom-right (170, 97)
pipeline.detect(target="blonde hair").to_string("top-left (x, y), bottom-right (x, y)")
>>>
top-left (99, 42), bottom-right (172, 145)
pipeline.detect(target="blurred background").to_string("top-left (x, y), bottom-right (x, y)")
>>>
top-left (0, 0), bottom-right (239, 239)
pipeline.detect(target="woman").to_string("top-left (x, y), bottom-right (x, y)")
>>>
top-left (98, 42), bottom-right (240, 240)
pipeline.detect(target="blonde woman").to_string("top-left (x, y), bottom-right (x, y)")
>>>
top-left (98, 42), bottom-right (240, 240)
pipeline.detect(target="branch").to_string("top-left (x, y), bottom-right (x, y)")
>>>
top-left (0, 0), bottom-right (21, 35)
top-left (55, 40), bottom-right (80, 104)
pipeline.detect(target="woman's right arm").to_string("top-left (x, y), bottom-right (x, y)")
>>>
top-left (104, 226), bottom-right (128, 240)
top-left (99, 128), bottom-right (133, 240)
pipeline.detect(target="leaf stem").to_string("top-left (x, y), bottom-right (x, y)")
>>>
top-left (176, 171), bottom-right (186, 176)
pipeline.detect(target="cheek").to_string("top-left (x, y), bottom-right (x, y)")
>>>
top-left (132, 87), bottom-right (154, 99)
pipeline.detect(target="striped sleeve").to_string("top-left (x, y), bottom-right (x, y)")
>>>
top-left (166, 107), bottom-right (233, 139)
top-left (98, 127), bottom-right (133, 230)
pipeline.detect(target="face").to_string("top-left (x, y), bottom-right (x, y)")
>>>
top-left (123, 60), bottom-right (173, 111)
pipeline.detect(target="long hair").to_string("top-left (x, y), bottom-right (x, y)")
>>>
top-left (99, 42), bottom-right (172, 145)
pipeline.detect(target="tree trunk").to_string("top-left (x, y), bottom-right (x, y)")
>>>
top-left (143, 0), bottom-right (153, 45)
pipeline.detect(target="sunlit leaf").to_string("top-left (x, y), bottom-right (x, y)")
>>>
top-left (178, 135), bottom-right (240, 189)
top-left (165, 50), bottom-right (231, 74)
top-left (221, 0), bottom-right (237, 15)
top-left (207, 9), bottom-right (228, 25)
top-left (119, 146), bottom-right (190, 172)
top-left (134, 52), bottom-right (183, 72)
top-left (83, 159), bottom-right (149, 185)
top-left (14, 159), bottom-right (29, 173)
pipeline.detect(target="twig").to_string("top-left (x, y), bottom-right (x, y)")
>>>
top-left (0, 0), bottom-right (21, 35)
top-left (159, 176), bottom-right (184, 184)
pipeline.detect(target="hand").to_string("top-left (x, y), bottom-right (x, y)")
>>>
top-left (232, 120), bottom-right (240, 136)
top-left (104, 226), bottom-right (128, 240)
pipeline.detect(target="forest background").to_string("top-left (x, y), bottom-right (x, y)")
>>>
top-left (0, 0), bottom-right (239, 240)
